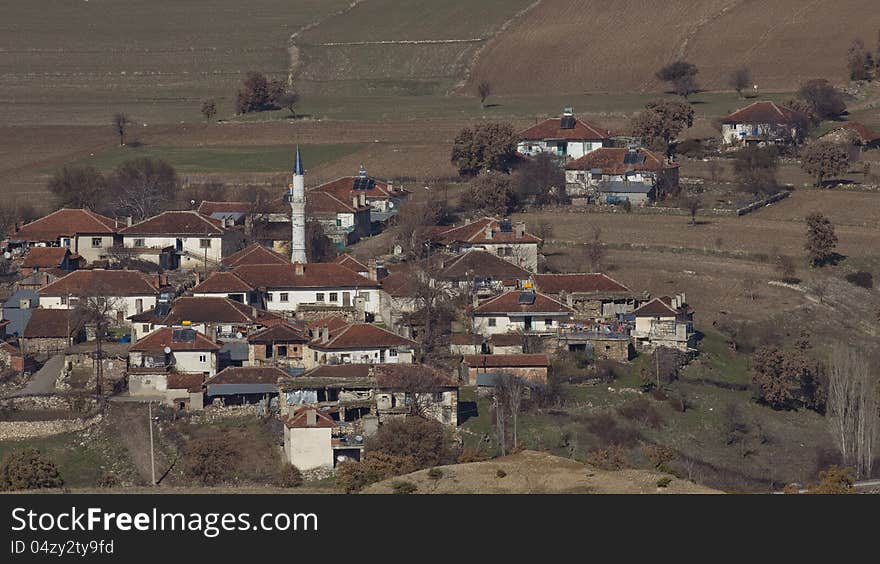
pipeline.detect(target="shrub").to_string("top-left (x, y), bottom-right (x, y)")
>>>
top-left (277, 465), bottom-right (303, 488)
top-left (426, 468), bottom-right (444, 480)
top-left (457, 447), bottom-right (489, 464)
top-left (676, 138), bottom-right (705, 158)
top-left (336, 452), bottom-right (418, 493)
top-left (656, 477), bottom-right (673, 488)
top-left (666, 394), bottom-right (687, 413)
top-left (807, 465), bottom-right (854, 494)
top-left (845, 271), bottom-right (874, 289)
top-left (181, 436), bottom-right (237, 486)
top-left (495, 469), bottom-right (507, 478)
top-left (642, 444), bottom-right (675, 469)
top-left (368, 417), bottom-right (457, 469)
top-left (391, 481), bottom-right (418, 494)
top-left (586, 414), bottom-right (640, 447)
top-left (97, 473), bottom-right (120, 489)
top-left (585, 445), bottom-right (629, 470)
top-left (0, 448), bottom-right (64, 491)
top-left (616, 398), bottom-right (664, 428)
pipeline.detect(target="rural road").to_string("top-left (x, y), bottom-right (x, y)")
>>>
top-left (8, 355), bottom-right (63, 397)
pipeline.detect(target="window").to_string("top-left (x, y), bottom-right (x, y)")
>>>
top-left (361, 292), bottom-right (370, 302)
top-left (266, 293), bottom-right (273, 302)
top-left (142, 324), bottom-right (150, 333)
top-left (277, 345), bottom-right (288, 357)
top-left (134, 238), bottom-right (145, 247)
top-left (199, 355), bottom-right (207, 363)
top-left (91, 237), bottom-right (102, 248)
top-left (280, 293), bottom-right (289, 302)
top-left (316, 293), bottom-right (325, 302)
top-left (314, 352), bottom-right (318, 361)
top-left (389, 349), bottom-right (398, 357)
top-left (488, 318), bottom-right (496, 327)
top-left (329, 292), bottom-right (338, 302)
top-left (545, 318), bottom-right (553, 327)
top-left (199, 239), bottom-right (212, 249)
top-left (59, 296), bottom-right (67, 305)
top-left (136, 299), bottom-right (143, 313)
top-left (336, 218), bottom-right (342, 227)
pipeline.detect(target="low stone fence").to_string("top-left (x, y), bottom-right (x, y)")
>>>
top-left (735, 190), bottom-right (790, 216)
top-left (0, 414), bottom-right (103, 441)
top-left (0, 394), bottom-right (98, 413)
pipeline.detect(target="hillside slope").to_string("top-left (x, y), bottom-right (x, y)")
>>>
top-left (466, 0), bottom-right (880, 94)
top-left (362, 450), bottom-right (720, 494)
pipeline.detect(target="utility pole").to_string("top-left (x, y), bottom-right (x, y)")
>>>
top-left (148, 401), bottom-right (156, 486)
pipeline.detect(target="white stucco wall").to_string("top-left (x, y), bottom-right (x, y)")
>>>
top-left (284, 426), bottom-right (333, 471)
top-left (473, 313), bottom-right (568, 337)
top-left (263, 288), bottom-right (382, 316)
top-left (73, 234), bottom-right (115, 263)
top-left (40, 295), bottom-right (157, 324)
top-left (122, 234), bottom-right (228, 268)
top-left (517, 140), bottom-right (605, 159)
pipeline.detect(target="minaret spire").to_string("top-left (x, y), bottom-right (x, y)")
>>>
top-left (290, 145), bottom-right (307, 263)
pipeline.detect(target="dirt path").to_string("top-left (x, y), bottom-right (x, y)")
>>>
top-left (106, 404), bottom-right (173, 486)
top-left (8, 355), bottom-right (63, 397)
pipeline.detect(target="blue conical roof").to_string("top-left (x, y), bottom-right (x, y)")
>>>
top-left (293, 146), bottom-right (304, 175)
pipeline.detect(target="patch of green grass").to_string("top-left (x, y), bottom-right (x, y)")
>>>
top-left (0, 432), bottom-right (120, 489)
top-left (684, 330), bottom-right (750, 386)
top-left (62, 143), bottom-right (364, 174)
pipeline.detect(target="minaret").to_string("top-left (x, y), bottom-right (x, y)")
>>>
top-left (290, 146), bottom-right (307, 263)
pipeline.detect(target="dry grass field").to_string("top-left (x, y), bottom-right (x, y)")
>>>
top-left (467, 0), bottom-right (880, 94)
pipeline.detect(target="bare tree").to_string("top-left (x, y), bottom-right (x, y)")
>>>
top-left (200, 99), bottom-right (217, 122)
top-left (74, 286), bottom-right (121, 399)
top-left (113, 113), bottom-right (130, 146)
top-left (681, 194), bottom-right (701, 226)
top-left (110, 157), bottom-right (178, 220)
top-left (584, 225), bottom-right (605, 272)
top-left (828, 345), bottom-right (879, 478)
top-left (495, 375), bottom-right (525, 451)
top-left (277, 91), bottom-right (299, 117)
top-left (477, 80), bottom-right (492, 108)
top-left (728, 67), bottom-right (752, 98)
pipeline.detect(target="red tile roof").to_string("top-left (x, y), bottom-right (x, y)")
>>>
top-left (247, 322), bottom-right (308, 344)
top-left (463, 354), bottom-right (550, 368)
top-left (474, 290), bottom-right (574, 314)
top-left (192, 271), bottom-right (254, 294)
top-left (721, 101), bottom-right (807, 125)
top-left (632, 297), bottom-right (678, 317)
top-left (432, 217), bottom-right (541, 245)
top-left (221, 243), bottom-right (290, 268)
top-left (232, 263), bottom-right (379, 289)
top-left (119, 211), bottom-right (224, 236)
top-left (129, 327), bottom-right (221, 352)
top-left (439, 250), bottom-right (531, 281)
top-left (311, 175), bottom-right (407, 202)
top-left (309, 323), bottom-right (415, 350)
top-left (834, 121), bottom-right (880, 144)
top-left (12, 209), bottom-right (116, 241)
top-left (519, 116), bottom-right (612, 141)
top-left (160, 297), bottom-right (267, 325)
top-left (333, 253), bottom-right (369, 274)
top-left (167, 372), bottom-right (205, 393)
top-left (306, 191), bottom-right (367, 214)
top-left (308, 316), bottom-right (351, 334)
top-left (284, 407), bottom-right (335, 428)
top-left (532, 273), bottom-right (632, 294)
top-left (21, 247), bottom-right (71, 269)
top-left (373, 364), bottom-right (457, 389)
top-left (488, 334), bottom-right (525, 347)
top-left (38, 269), bottom-right (159, 297)
top-left (299, 364), bottom-right (371, 380)
top-left (207, 366), bottom-right (287, 385)
top-left (450, 333), bottom-right (485, 345)
top-left (565, 147), bottom-right (675, 174)
top-left (380, 269), bottom-right (421, 298)
top-left (22, 309), bottom-right (82, 338)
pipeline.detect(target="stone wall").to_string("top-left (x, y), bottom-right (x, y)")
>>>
top-left (0, 414), bottom-right (102, 441)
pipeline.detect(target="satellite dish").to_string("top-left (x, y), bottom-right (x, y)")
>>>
top-left (388, 201), bottom-right (394, 209)
top-left (163, 346), bottom-right (171, 354)
top-left (336, 455), bottom-right (348, 462)
top-left (235, 332), bottom-right (243, 339)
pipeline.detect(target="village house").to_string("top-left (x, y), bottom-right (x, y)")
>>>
top-left (449, 334), bottom-right (488, 356)
top-left (487, 333), bottom-right (526, 355)
top-left (118, 211), bottom-right (242, 270)
top-left (431, 217), bottom-right (541, 272)
top-left (220, 243), bottom-right (290, 269)
top-left (462, 353), bottom-right (550, 385)
top-left (1, 289), bottom-right (39, 338)
top-left (0, 341), bottom-right (27, 373)
top-left (192, 271), bottom-right (257, 305)
top-left (517, 108), bottom-right (613, 159)
top-left (307, 190), bottom-right (372, 249)
top-left (38, 269), bottom-right (160, 325)
top-left (564, 146), bottom-right (679, 205)
top-left (6, 208), bottom-right (118, 263)
top-left (62, 341), bottom-right (129, 392)
top-left (720, 101), bottom-right (808, 146)
top-left (282, 406), bottom-right (338, 471)
top-left (630, 294), bottom-right (695, 351)
top-left (472, 289), bottom-right (574, 337)
top-left (205, 366), bottom-right (284, 407)
top-left (127, 296), bottom-right (281, 342)
top-left (556, 322), bottom-right (632, 362)
top-left (20, 309), bottom-right (85, 356)
top-left (15, 270), bottom-right (66, 292)
top-left (819, 121), bottom-right (880, 160)
top-left (128, 327), bottom-right (221, 377)
top-left (127, 368), bottom-right (206, 410)
top-left (334, 253), bottom-right (388, 281)
top-left (531, 273), bottom-right (645, 319)
top-left (311, 166), bottom-right (409, 224)
top-left (304, 319), bottom-right (416, 369)
top-left (19, 246), bottom-right (80, 276)
top-left (226, 263), bottom-right (384, 322)
top-left (433, 249), bottom-right (530, 296)
top-left (247, 322), bottom-right (309, 368)
top-left (376, 268), bottom-right (422, 339)
top-left (373, 364), bottom-right (458, 426)
top-left (197, 201), bottom-right (251, 226)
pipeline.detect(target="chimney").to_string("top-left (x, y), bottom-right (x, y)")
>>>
top-left (358, 164), bottom-right (367, 179)
top-left (321, 326), bottom-right (330, 343)
top-left (251, 307), bottom-right (258, 318)
top-left (294, 262), bottom-right (304, 276)
top-left (515, 222), bottom-right (525, 239)
top-left (352, 196), bottom-right (359, 209)
top-left (306, 409), bottom-right (317, 427)
top-left (194, 271), bottom-right (201, 285)
top-left (359, 193), bottom-right (366, 207)
top-left (126, 216), bottom-right (133, 227)
top-left (472, 293), bottom-right (479, 308)
top-left (368, 265), bottom-right (378, 281)
top-left (484, 225), bottom-right (493, 240)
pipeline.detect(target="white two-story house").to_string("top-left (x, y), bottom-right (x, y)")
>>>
top-left (472, 289), bottom-right (574, 337)
top-left (564, 147), bottom-right (680, 205)
top-left (431, 217), bottom-right (541, 272)
top-left (720, 101), bottom-right (807, 146)
top-left (38, 269), bottom-right (160, 325)
top-left (517, 108), bottom-right (612, 159)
